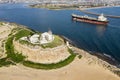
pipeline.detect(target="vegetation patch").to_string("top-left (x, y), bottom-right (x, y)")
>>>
top-left (7, 52), bottom-right (26, 63)
top-left (41, 35), bottom-right (64, 48)
top-left (0, 57), bottom-right (14, 67)
top-left (14, 28), bottom-right (64, 48)
top-left (0, 34), bottom-right (26, 67)
top-left (23, 54), bottom-right (76, 69)
top-left (19, 40), bottom-right (38, 46)
top-left (78, 55), bottom-right (82, 59)
top-left (5, 36), bottom-right (14, 54)
top-left (14, 29), bottom-right (34, 40)
top-left (0, 22), bottom-right (4, 26)
top-left (113, 70), bottom-right (120, 77)
top-left (23, 49), bottom-right (76, 69)
top-left (30, 4), bottom-right (79, 10)
top-left (5, 35), bottom-right (26, 63)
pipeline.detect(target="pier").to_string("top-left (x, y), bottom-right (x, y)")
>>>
top-left (80, 9), bottom-right (120, 18)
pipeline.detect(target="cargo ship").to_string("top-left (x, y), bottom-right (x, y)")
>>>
top-left (72, 13), bottom-right (109, 25)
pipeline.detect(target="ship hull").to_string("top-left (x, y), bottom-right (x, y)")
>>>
top-left (72, 15), bottom-right (108, 25)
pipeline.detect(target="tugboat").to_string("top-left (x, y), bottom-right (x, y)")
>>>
top-left (72, 13), bottom-right (109, 25)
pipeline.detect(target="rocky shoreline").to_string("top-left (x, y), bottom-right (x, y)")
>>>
top-left (62, 34), bottom-right (120, 76)
top-left (72, 46), bottom-right (120, 76)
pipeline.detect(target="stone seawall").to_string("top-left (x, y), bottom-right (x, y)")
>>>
top-left (13, 41), bottom-right (70, 64)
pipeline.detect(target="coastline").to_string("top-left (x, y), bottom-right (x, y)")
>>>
top-left (0, 22), bottom-right (120, 80)
top-left (0, 46), bottom-right (120, 80)
top-left (29, 3), bottom-right (120, 11)
top-left (72, 46), bottom-right (120, 76)
top-left (62, 36), bottom-right (120, 68)
top-left (80, 5), bottom-right (120, 10)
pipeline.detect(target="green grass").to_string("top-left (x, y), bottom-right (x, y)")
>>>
top-left (0, 57), bottom-right (14, 67)
top-left (23, 48), bottom-right (76, 69)
top-left (41, 35), bottom-right (64, 48)
top-left (0, 36), bottom-right (21, 67)
top-left (7, 52), bottom-right (26, 63)
top-left (68, 48), bottom-right (75, 55)
top-left (23, 54), bottom-right (76, 69)
top-left (68, 48), bottom-right (82, 59)
top-left (0, 29), bottom-right (26, 67)
top-left (0, 26), bottom-right (26, 67)
top-left (5, 36), bottom-right (14, 54)
top-left (78, 55), bottom-right (82, 59)
top-left (14, 29), bottom-right (34, 40)
top-left (14, 29), bottom-right (40, 46)
top-left (19, 40), bottom-right (36, 46)
top-left (23, 53), bottom-right (75, 69)
top-left (5, 35), bottom-right (26, 63)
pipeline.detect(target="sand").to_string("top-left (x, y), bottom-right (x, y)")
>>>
top-left (0, 23), bottom-right (15, 57)
top-left (0, 57), bottom-right (120, 80)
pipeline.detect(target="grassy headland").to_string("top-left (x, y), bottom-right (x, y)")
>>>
top-left (0, 22), bottom-right (77, 69)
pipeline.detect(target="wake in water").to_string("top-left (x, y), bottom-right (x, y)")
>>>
top-left (108, 24), bottom-right (120, 29)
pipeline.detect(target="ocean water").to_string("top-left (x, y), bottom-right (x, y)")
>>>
top-left (0, 4), bottom-right (120, 62)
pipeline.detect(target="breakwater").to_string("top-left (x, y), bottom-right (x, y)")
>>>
top-left (80, 10), bottom-right (120, 18)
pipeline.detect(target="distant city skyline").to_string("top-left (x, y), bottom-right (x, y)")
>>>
top-left (0, 0), bottom-right (120, 4)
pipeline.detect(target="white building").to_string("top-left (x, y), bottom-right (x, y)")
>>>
top-left (29, 34), bottom-right (40, 44)
top-left (40, 30), bottom-right (54, 44)
top-left (20, 30), bottom-right (54, 45)
top-left (20, 37), bottom-right (28, 41)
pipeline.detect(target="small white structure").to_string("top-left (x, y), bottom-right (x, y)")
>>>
top-left (20, 37), bottom-right (28, 41)
top-left (29, 34), bottom-right (40, 44)
top-left (66, 41), bottom-right (72, 49)
top-left (20, 30), bottom-right (54, 45)
top-left (98, 13), bottom-right (107, 21)
top-left (40, 30), bottom-right (54, 44)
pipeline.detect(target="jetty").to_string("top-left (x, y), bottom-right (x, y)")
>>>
top-left (80, 9), bottom-right (120, 18)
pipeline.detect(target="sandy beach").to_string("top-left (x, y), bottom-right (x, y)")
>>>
top-left (0, 46), bottom-right (120, 80)
top-left (0, 56), bottom-right (120, 80)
